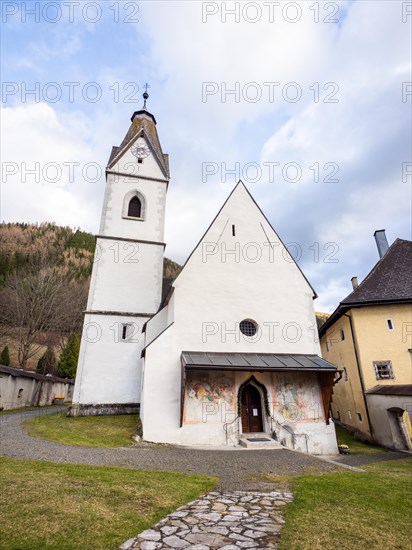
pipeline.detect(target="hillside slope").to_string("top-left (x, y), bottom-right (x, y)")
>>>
top-left (0, 222), bottom-right (181, 284)
top-left (0, 223), bottom-right (181, 370)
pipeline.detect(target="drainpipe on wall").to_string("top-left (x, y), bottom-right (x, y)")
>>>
top-left (343, 312), bottom-right (374, 438)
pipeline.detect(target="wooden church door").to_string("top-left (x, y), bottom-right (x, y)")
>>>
top-left (241, 384), bottom-right (263, 433)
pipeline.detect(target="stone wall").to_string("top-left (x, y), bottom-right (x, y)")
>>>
top-left (366, 393), bottom-right (412, 451)
top-left (0, 364), bottom-right (74, 411)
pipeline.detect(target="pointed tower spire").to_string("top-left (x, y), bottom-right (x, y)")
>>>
top-left (107, 84), bottom-right (169, 178)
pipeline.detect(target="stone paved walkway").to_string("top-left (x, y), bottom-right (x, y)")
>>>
top-left (120, 490), bottom-right (293, 549)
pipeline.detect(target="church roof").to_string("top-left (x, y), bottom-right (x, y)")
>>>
top-left (161, 277), bottom-right (174, 305)
top-left (108, 146), bottom-right (119, 166)
top-left (107, 109), bottom-right (170, 178)
top-left (181, 351), bottom-right (337, 372)
top-left (319, 238), bottom-right (412, 336)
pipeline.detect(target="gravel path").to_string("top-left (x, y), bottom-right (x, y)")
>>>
top-left (332, 450), bottom-right (409, 467)
top-left (0, 408), bottom-right (407, 490)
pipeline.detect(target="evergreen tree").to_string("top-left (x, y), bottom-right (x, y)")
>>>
top-left (37, 346), bottom-right (57, 375)
top-left (0, 345), bottom-right (10, 366)
top-left (57, 334), bottom-right (80, 378)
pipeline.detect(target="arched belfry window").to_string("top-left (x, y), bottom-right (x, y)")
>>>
top-left (123, 190), bottom-right (145, 221)
top-left (128, 196), bottom-right (141, 218)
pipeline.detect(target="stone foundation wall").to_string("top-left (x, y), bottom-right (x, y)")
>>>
top-left (68, 402), bottom-right (140, 416)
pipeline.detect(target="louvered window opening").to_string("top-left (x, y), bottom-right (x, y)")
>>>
top-left (240, 320), bottom-right (258, 337)
top-left (128, 197), bottom-right (141, 218)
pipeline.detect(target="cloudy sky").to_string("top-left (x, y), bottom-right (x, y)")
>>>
top-left (1, 0), bottom-right (411, 312)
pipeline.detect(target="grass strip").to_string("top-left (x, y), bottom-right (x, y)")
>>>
top-left (335, 423), bottom-right (386, 454)
top-left (0, 457), bottom-right (216, 550)
top-left (24, 412), bottom-right (140, 448)
top-left (279, 457), bottom-right (412, 550)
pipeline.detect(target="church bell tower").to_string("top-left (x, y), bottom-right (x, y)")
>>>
top-left (70, 90), bottom-right (169, 415)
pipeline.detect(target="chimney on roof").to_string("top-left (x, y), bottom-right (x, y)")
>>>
top-left (351, 277), bottom-right (358, 290)
top-left (374, 229), bottom-right (389, 258)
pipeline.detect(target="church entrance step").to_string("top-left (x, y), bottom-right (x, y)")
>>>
top-left (239, 433), bottom-right (283, 449)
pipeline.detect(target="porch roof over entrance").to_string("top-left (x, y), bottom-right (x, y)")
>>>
top-left (181, 351), bottom-right (337, 372)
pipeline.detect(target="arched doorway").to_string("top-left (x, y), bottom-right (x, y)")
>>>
top-left (387, 407), bottom-right (412, 451)
top-left (240, 384), bottom-right (263, 433)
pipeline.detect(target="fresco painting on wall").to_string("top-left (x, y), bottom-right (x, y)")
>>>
top-left (272, 372), bottom-right (322, 423)
top-left (185, 371), bottom-right (235, 424)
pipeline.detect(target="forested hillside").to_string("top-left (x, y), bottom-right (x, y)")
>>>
top-left (0, 223), bottom-right (181, 372)
top-left (315, 312), bottom-right (331, 330)
top-left (0, 223), bottom-right (181, 285)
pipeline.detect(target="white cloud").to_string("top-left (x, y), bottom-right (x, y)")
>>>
top-left (1, 103), bottom-right (105, 231)
top-left (135, 0), bottom-right (410, 312)
top-left (2, 0), bottom-right (410, 312)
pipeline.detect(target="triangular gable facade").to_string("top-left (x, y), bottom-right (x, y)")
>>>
top-left (171, 180), bottom-right (317, 299)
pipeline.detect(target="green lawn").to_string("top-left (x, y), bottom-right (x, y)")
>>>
top-left (12, 412), bottom-right (411, 550)
top-left (24, 412), bottom-right (140, 447)
top-left (0, 457), bottom-right (217, 550)
top-left (279, 458), bottom-right (412, 550)
top-left (334, 423), bottom-right (387, 454)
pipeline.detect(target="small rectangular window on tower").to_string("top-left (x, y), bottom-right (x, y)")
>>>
top-left (121, 324), bottom-right (131, 341)
top-left (386, 319), bottom-right (394, 331)
top-left (232, 224), bottom-right (236, 236)
top-left (340, 328), bottom-right (345, 341)
top-left (356, 412), bottom-right (363, 422)
top-left (138, 158), bottom-right (143, 164)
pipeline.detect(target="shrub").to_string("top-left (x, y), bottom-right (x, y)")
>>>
top-left (37, 347), bottom-right (57, 375)
top-left (57, 334), bottom-right (80, 378)
top-left (0, 345), bottom-right (10, 366)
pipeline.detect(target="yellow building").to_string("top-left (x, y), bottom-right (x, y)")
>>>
top-left (319, 231), bottom-right (412, 451)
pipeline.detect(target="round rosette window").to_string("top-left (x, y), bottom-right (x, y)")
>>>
top-left (239, 319), bottom-right (258, 337)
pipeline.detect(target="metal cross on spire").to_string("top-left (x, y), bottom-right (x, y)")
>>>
top-left (142, 83), bottom-right (151, 109)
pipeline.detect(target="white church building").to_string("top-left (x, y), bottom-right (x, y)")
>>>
top-left (70, 94), bottom-right (339, 455)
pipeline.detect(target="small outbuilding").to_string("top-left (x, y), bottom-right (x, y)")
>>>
top-left (365, 385), bottom-right (412, 451)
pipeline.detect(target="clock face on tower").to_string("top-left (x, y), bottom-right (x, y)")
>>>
top-left (131, 143), bottom-right (151, 159)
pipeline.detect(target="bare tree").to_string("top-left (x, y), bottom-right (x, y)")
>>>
top-left (55, 278), bottom-right (89, 351)
top-left (0, 268), bottom-right (88, 369)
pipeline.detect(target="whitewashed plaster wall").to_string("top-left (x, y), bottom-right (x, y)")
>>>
top-left (73, 313), bottom-right (148, 405)
top-left (86, 238), bottom-right (164, 314)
